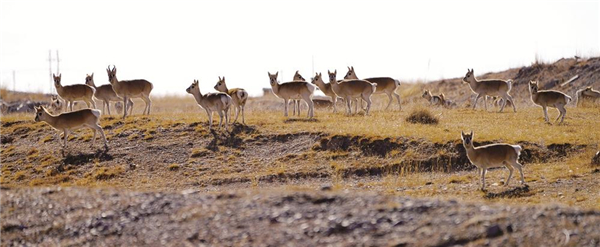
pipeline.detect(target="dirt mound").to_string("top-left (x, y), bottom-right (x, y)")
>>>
top-left (2, 187), bottom-right (599, 246)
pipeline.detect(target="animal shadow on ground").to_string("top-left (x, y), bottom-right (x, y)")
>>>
top-left (284, 118), bottom-right (319, 123)
top-left (206, 123), bottom-right (257, 151)
top-left (62, 149), bottom-right (113, 165)
top-left (484, 184), bottom-right (531, 199)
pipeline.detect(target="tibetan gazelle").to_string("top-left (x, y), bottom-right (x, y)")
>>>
top-left (344, 66), bottom-right (401, 110)
top-left (461, 131), bottom-right (524, 191)
top-left (528, 80), bottom-right (572, 124)
top-left (187, 80), bottom-right (232, 130)
top-left (213, 76), bottom-right (248, 124)
top-left (34, 106), bottom-right (108, 152)
top-left (53, 74), bottom-right (96, 112)
top-left (576, 86), bottom-right (600, 107)
top-left (310, 71), bottom-right (339, 113)
top-left (327, 70), bottom-right (376, 115)
top-left (106, 65), bottom-right (153, 119)
top-left (290, 70), bottom-right (306, 116)
top-left (85, 73), bottom-right (133, 116)
top-left (422, 90), bottom-right (444, 106)
top-left (268, 72), bottom-right (316, 118)
top-left (462, 69), bottom-right (516, 112)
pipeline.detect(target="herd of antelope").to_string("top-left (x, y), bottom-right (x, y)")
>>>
top-left (30, 65), bottom-right (599, 190)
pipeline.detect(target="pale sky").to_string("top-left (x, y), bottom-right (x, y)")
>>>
top-left (1, 0), bottom-right (598, 96)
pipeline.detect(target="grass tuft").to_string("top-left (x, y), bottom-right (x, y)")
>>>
top-left (405, 108), bottom-right (439, 125)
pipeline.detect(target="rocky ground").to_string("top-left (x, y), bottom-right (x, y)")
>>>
top-left (2, 186), bottom-right (600, 246)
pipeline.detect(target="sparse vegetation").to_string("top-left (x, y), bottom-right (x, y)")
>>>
top-left (405, 108), bottom-right (439, 125)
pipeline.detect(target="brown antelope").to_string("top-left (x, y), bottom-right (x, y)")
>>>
top-left (268, 72), bottom-right (315, 118)
top-left (85, 73), bottom-right (133, 116)
top-left (49, 95), bottom-right (64, 114)
top-left (106, 65), bottom-right (153, 119)
top-left (576, 86), bottom-right (600, 107)
top-left (488, 96), bottom-right (513, 109)
top-left (327, 70), bottom-right (376, 115)
top-left (528, 81), bottom-right (572, 124)
top-left (461, 131), bottom-right (524, 191)
top-left (186, 80), bottom-right (232, 130)
top-left (34, 106), bottom-right (108, 152)
top-left (462, 69), bottom-right (516, 112)
top-left (213, 76), bottom-right (248, 124)
top-left (344, 66), bottom-right (401, 110)
top-left (422, 90), bottom-right (444, 106)
top-left (310, 72), bottom-right (340, 113)
top-left (290, 70), bottom-right (306, 116)
top-left (53, 74), bottom-right (96, 112)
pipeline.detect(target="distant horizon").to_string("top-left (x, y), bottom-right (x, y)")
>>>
top-left (1, 0), bottom-right (598, 97)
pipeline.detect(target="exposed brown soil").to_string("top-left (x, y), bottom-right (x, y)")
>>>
top-left (2, 187), bottom-right (599, 246)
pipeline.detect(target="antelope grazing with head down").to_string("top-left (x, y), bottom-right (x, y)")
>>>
top-left (53, 74), bottom-right (96, 112)
top-left (85, 73), bottom-right (133, 116)
top-left (268, 72), bottom-right (315, 118)
top-left (327, 70), bottom-right (376, 115)
top-left (344, 66), bottom-right (401, 110)
top-left (34, 106), bottom-right (107, 153)
top-left (461, 131), bottom-right (524, 191)
top-left (106, 65), bottom-right (153, 119)
top-left (462, 69), bottom-right (516, 112)
top-left (213, 76), bottom-right (248, 124)
top-left (528, 81), bottom-right (572, 124)
top-left (576, 86), bottom-right (600, 107)
top-left (187, 80), bottom-right (232, 130)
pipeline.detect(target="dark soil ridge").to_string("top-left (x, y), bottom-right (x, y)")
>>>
top-left (1, 187), bottom-right (599, 246)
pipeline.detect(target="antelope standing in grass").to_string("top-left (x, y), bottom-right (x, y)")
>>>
top-left (213, 76), bottom-right (248, 124)
top-left (268, 72), bottom-right (316, 118)
top-left (186, 80), bottom-right (232, 130)
top-left (488, 96), bottom-right (513, 109)
top-left (462, 69), bottom-right (517, 112)
top-left (34, 106), bottom-right (108, 153)
top-left (289, 70), bottom-right (306, 116)
top-left (106, 65), bottom-right (153, 119)
top-left (461, 131), bottom-right (524, 191)
top-left (327, 70), bottom-right (376, 115)
top-left (53, 74), bottom-right (96, 112)
top-left (528, 81), bottom-right (571, 124)
top-left (422, 90), bottom-right (444, 106)
top-left (344, 66), bottom-right (401, 110)
top-left (310, 71), bottom-right (340, 113)
top-left (85, 73), bottom-right (133, 116)
top-left (576, 86), bottom-right (600, 107)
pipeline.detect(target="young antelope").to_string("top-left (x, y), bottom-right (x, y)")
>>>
top-left (268, 72), bottom-right (316, 118)
top-left (422, 90), bottom-right (444, 106)
top-left (213, 76), bottom-right (248, 124)
top-left (576, 86), bottom-right (600, 107)
top-left (53, 74), bottom-right (96, 112)
top-left (462, 69), bottom-right (516, 112)
top-left (528, 80), bottom-right (572, 124)
top-left (34, 106), bottom-right (108, 152)
top-left (186, 80), bottom-right (232, 130)
top-left (85, 73), bottom-right (133, 116)
top-left (344, 66), bottom-right (401, 110)
top-left (461, 131), bottom-right (524, 191)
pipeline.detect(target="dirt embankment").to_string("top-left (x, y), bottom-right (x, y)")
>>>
top-left (2, 187), bottom-right (599, 246)
top-left (0, 119), bottom-right (587, 189)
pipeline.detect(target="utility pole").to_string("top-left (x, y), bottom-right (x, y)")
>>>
top-left (56, 50), bottom-right (60, 74)
top-left (48, 50), bottom-right (53, 93)
top-left (12, 70), bottom-right (16, 91)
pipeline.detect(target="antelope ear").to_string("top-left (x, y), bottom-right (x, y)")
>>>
top-left (470, 130), bottom-right (473, 136)
top-left (351, 66), bottom-right (354, 71)
top-left (328, 70), bottom-right (331, 74)
top-left (334, 69), bottom-right (337, 74)
top-left (222, 76), bottom-right (225, 81)
top-left (91, 73), bottom-right (94, 78)
top-left (275, 71), bottom-right (278, 77)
